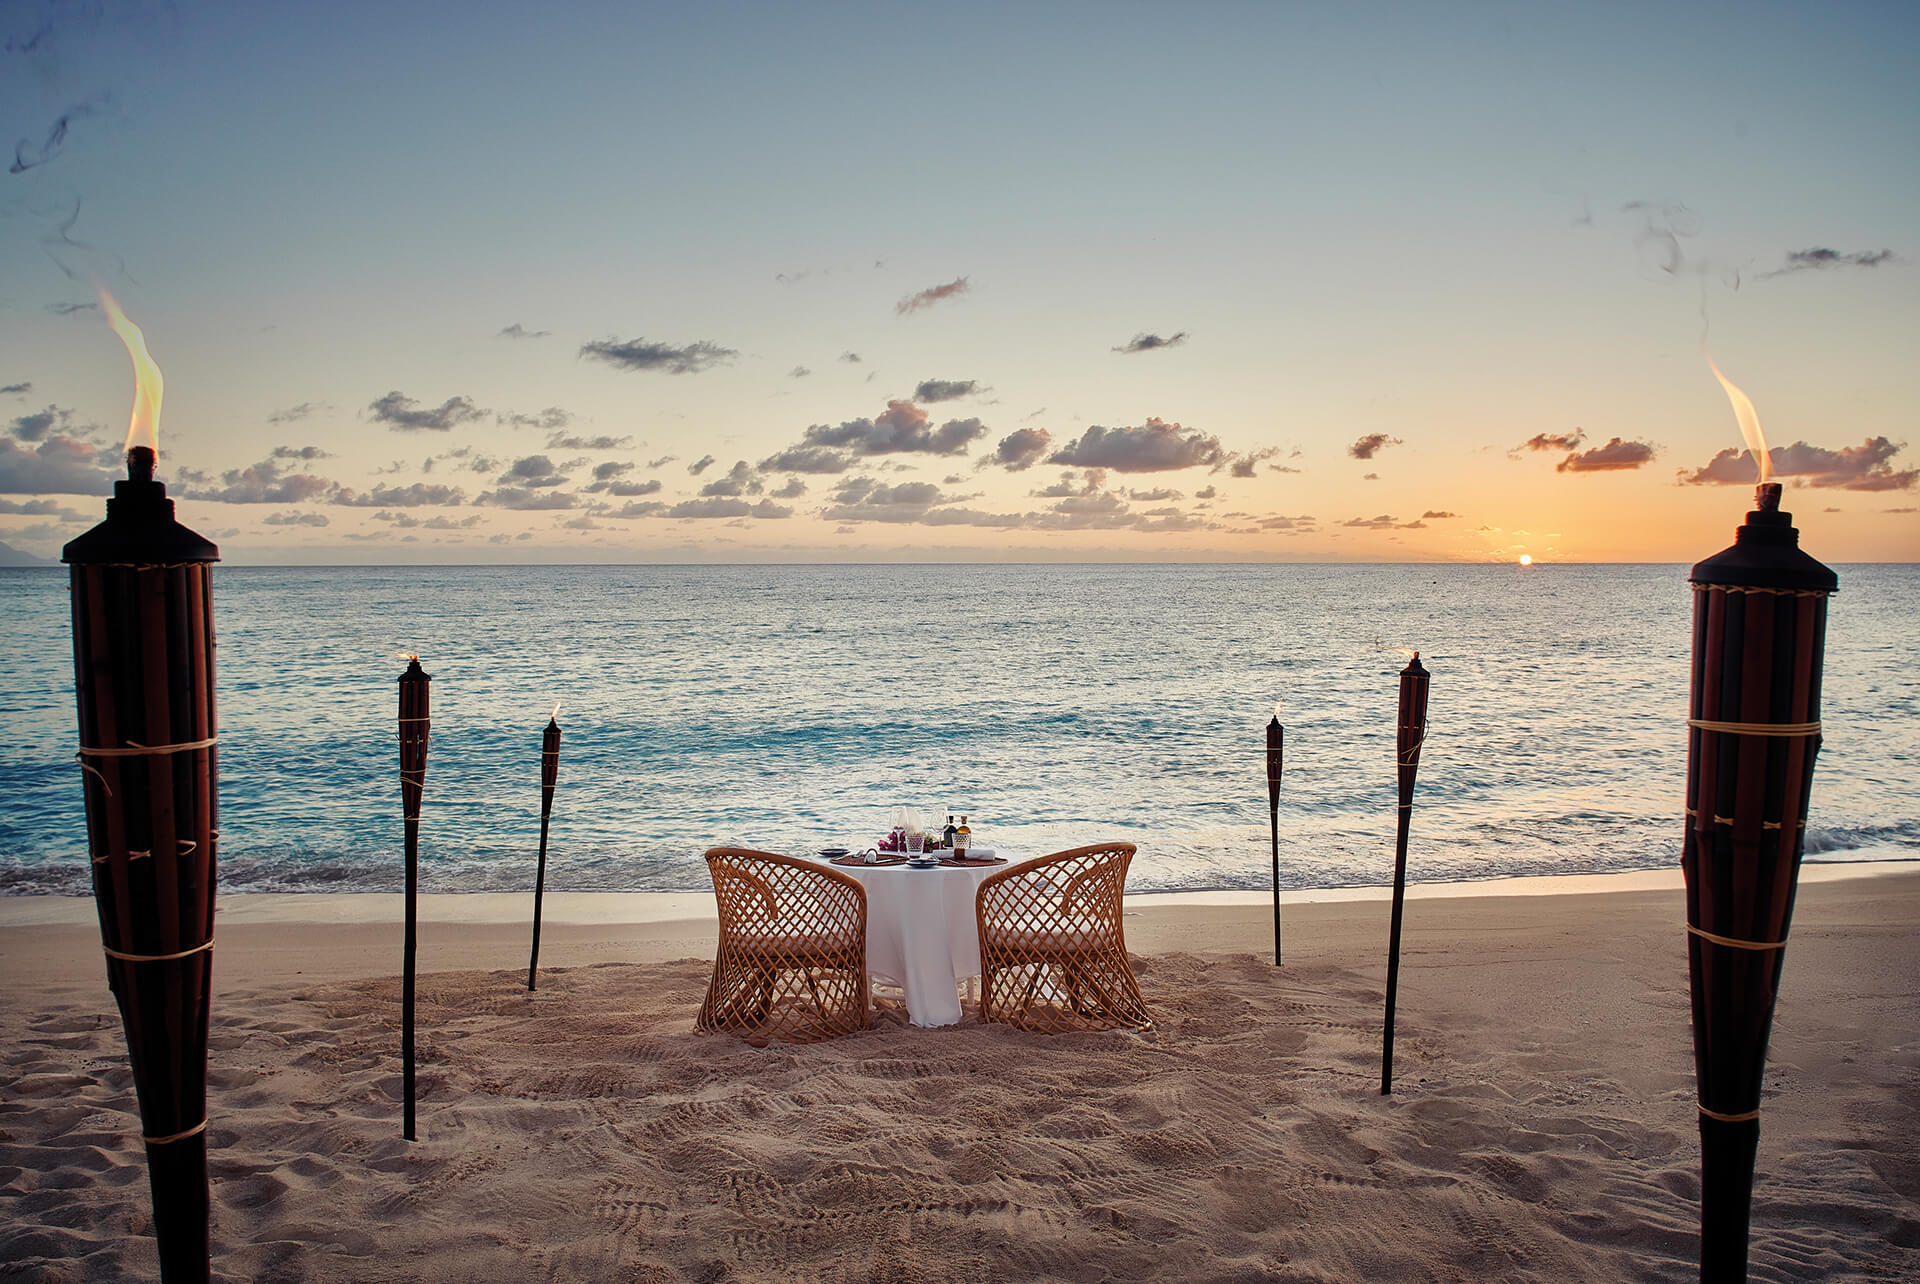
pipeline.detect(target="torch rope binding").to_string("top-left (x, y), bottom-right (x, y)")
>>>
top-left (1698, 1105), bottom-right (1761, 1123)
top-left (1686, 719), bottom-right (1821, 738)
top-left (1687, 924), bottom-right (1786, 951)
top-left (143, 1120), bottom-right (207, 1145)
top-left (104, 938), bottom-right (214, 963)
top-left (1692, 583), bottom-right (1833, 599)
top-left (77, 736), bottom-right (219, 757)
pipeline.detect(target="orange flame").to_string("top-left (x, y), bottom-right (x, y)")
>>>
top-left (394, 650), bottom-right (419, 662)
top-left (97, 287), bottom-right (163, 454)
top-left (1271, 698), bottom-right (1283, 721)
top-left (1703, 342), bottom-right (1771, 485)
top-left (551, 699), bottom-right (563, 721)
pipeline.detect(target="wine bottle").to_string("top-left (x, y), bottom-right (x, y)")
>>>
top-left (942, 815), bottom-right (957, 849)
top-left (955, 816), bottom-right (971, 855)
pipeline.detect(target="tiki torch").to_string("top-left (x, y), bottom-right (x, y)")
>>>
top-left (1380, 651), bottom-right (1429, 1096)
top-left (64, 290), bottom-right (217, 1283)
top-left (526, 705), bottom-right (562, 991)
top-left (397, 656), bottom-right (431, 1140)
top-left (1265, 700), bottom-right (1284, 966)
top-left (1684, 482), bottom-right (1835, 1281)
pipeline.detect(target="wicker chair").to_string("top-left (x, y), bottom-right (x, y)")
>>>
top-left (696, 847), bottom-right (870, 1043)
top-left (976, 842), bottom-right (1151, 1033)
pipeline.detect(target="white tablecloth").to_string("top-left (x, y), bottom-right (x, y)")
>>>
top-left (815, 854), bottom-right (1007, 1027)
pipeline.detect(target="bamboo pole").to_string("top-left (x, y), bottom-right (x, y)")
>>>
top-left (397, 657), bottom-right (431, 1140)
top-left (1380, 652), bottom-right (1429, 1096)
top-left (527, 713), bottom-right (562, 991)
top-left (1265, 709), bottom-right (1284, 966)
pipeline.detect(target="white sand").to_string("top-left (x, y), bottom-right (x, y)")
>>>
top-left (2, 868), bottom-right (1916, 1282)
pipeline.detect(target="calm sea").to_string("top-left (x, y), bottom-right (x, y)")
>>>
top-left (1, 563), bottom-right (1914, 897)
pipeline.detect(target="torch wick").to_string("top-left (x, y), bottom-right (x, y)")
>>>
top-left (126, 446), bottom-right (156, 484)
top-left (1755, 482), bottom-right (1782, 513)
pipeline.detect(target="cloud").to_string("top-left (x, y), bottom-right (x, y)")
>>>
top-left (333, 483), bottom-right (466, 507)
top-left (270, 444), bottom-right (331, 461)
top-left (895, 276), bottom-right (970, 316)
top-left (1515, 430), bottom-right (1585, 454)
top-left (913, 379), bottom-right (978, 403)
top-left (46, 302), bottom-right (97, 315)
top-left (599, 478), bottom-right (663, 497)
top-left (10, 96), bottom-right (107, 174)
top-left (822, 480), bottom-right (955, 523)
top-left (268, 402), bottom-right (322, 424)
top-left (589, 460), bottom-right (633, 482)
top-left (0, 497), bottom-right (86, 518)
top-left (496, 455), bottom-right (569, 488)
top-left (839, 351), bottom-right (862, 364)
top-left (1556, 437), bottom-right (1657, 473)
top-left (477, 487), bottom-right (580, 510)
top-left (1112, 332), bottom-right (1188, 355)
top-left (1348, 433), bottom-right (1401, 461)
top-left (1679, 438), bottom-right (1915, 491)
top-left (793, 401), bottom-right (987, 457)
top-left (613, 500), bottom-right (669, 518)
top-left (982, 427), bottom-right (1052, 471)
top-left (579, 336), bottom-right (737, 374)
top-left (498, 323), bottom-right (551, 340)
top-left (182, 457), bottom-right (334, 504)
top-left (422, 514), bottom-right (484, 530)
top-left (499, 406), bottom-right (572, 431)
top-left (1127, 487), bottom-right (1182, 502)
top-left (700, 460), bottom-right (764, 498)
top-left (1045, 419), bottom-right (1226, 472)
top-left (1759, 248), bottom-right (1898, 279)
top-left (1421, 510), bottom-right (1459, 519)
top-left (9, 405), bottom-right (78, 442)
top-left (262, 511), bottom-right (330, 527)
top-left (789, 366), bottom-right (811, 379)
top-left (367, 391), bottom-right (488, 432)
top-left (688, 454), bottom-right (716, 475)
top-left (664, 497), bottom-right (793, 520)
top-left (1230, 448), bottom-right (1282, 478)
top-left (770, 477), bottom-right (807, 499)
top-left (0, 383), bottom-right (29, 396)
top-left (1194, 485), bottom-right (1217, 500)
top-left (1340, 514), bottom-right (1428, 530)
top-left (547, 432), bottom-right (632, 451)
top-left (759, 444), bottom-right (851, 474)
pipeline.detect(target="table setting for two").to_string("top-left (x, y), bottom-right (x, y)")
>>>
top-left (815, 807), bottom-right (1008, 870)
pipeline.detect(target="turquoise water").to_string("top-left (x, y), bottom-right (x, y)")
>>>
top-left (1, 562), bottom-right (1913, 895)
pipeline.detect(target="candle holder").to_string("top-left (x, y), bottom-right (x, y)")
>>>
top-left (64, 445), bottom-right (219, 1284)
top-left (1683, 482), bottom-right (1836, 1281)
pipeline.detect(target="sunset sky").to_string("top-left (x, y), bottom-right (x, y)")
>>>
top-left (3, 1), bottom-right (1915, 564)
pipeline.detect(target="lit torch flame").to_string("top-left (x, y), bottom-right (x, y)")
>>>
top-left (96, 286), bottom-right (163, 456)
top-left (394, 650), bottom-right (419, 662)
top-left (1703, 342), bottom-right (1771, 485)
top-left (1272, 698), bottom-right (1283, 721)
top-left (551, 700), bottom-right (563, 722)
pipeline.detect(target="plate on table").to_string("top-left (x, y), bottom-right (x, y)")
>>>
top-left (906, 857), bottom-right (940, 868)
top-left (817, 847), bottom-right (851, 858)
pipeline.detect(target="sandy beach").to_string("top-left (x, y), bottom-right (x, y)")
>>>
top-left (3, 867), bottom-right (1916, 1282)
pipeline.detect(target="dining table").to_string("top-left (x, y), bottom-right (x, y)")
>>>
top-left (811, 850), bottom-right (1011, 1028)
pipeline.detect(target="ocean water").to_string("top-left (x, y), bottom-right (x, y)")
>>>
top-left (1, 562), bottom-right (1914, 897)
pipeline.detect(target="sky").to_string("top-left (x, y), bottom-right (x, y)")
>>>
top-left (2, 0), bottom-right (1916, 564)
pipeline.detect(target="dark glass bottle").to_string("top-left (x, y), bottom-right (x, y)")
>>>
top-left (941, 815), bottom-right (957, 849)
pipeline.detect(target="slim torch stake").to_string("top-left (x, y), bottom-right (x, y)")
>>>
top-left (527, 714), bottom-right (562, 991)
top-left (1266, 712), bottom-right (1285, 966)
top-left (1381, 652), bottom-right (1430, 1096)
top-left (397, 658), bottom-right (430, 1140)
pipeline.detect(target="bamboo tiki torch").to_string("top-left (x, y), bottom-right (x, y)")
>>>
top-left (397, 656), bottom-right (431, 1140)
top-left (1380, 651), bottom-right (1430, 1096)
top-left (65, 289), bottom-right (217, 1284)
top-left (1265, 700), bottom-right (1284, 966)
top-left (527, 706), bottom-right (562, 991)
top-left (1684, 481), bottom-right (1835, 1281)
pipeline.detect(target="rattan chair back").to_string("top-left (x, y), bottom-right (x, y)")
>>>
top-left (975, 842), bottom-right (1151, 1033)
top-left (696, 847), bottom-right (870, 1043)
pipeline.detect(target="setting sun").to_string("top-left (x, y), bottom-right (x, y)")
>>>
top-left (1518, 554), bottom-right (1534, 566)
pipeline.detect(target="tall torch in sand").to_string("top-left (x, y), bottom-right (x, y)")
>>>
top-left (63, 291), bottom-right (217, 1283)
top-left (1265, 700), bottom-right (1284, 966)
top-left (1684, 356), bottom-right (1836, 1281)
top-left (397, 655), bottom-right (431, 1140)
top-left (527, 702), bottom-right (562, 991)
top-left (1379, 649), bottom-right (1429, 1096)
